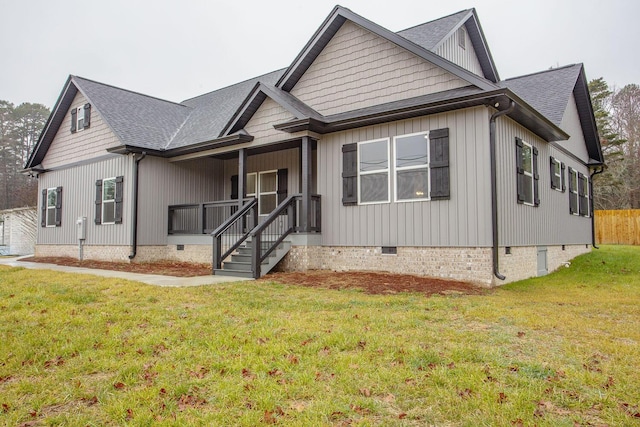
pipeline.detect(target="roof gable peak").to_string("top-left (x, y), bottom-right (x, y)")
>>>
top-left (276, 5), bottom-right (497, 93)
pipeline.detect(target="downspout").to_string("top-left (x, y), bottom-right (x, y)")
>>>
top-left (589, 166), bottom-right (605, 249)
top-left (128, 152), bottom-right (147, 260)
top-left (489, 100), bottom-right (516, 281)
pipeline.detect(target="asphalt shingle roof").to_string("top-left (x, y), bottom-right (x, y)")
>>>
top-left (169, 69), bottom-right (285, 149)
top-left (73, 76), bottom-right (192, 151)
top-left (397, 9), bottom-right (470, 51)
top-left (498, 64), bottom-right (582, 126)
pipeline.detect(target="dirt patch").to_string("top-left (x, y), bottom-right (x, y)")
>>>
top-left (18, 257), bottom-right (484, 295)
top-left (260, 270), bottom-right (485, 296)
top-left (19, 257), bottom-right (211, 277)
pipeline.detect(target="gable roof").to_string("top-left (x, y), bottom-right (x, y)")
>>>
top-left (499, 64), bottom-right (603, 164)
top-left (26, 5), bottom-right (601, 169)
top-left (275, 5), bottom-right (498, 93)
top-left (74, 76), bottom-right (191, 151)
top-left (397, 8), bottom-right (499, 82)
top-left (169, 69), bottom-right (285, 149)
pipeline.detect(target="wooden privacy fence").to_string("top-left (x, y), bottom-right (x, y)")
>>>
top-left (594, 209), bottom-right (640, 245)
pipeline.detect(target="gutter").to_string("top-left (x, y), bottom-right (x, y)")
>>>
top-left (589, 166), bottom-right (605, 249)
top-left (128, 152), bottom-right (147, 260)
top-left (489, 100), bottom-right (516, 281)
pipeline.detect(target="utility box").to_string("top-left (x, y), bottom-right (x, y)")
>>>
top-left (76, 217), bottom-right (87, 240)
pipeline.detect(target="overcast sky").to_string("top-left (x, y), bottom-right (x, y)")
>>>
top-left (1, 0), bottom-right (638, 108)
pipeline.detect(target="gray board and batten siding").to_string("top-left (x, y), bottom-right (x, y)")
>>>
top-left (136, 155), bottom-right (225, 246)
top-left (37, 155), bottom-right (133, 246)
top-left (318, 106), bottom-right (493, 248)
top-left (495, 116), bottom-right (591, 247)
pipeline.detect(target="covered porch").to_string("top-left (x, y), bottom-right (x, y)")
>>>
top-left (165, 136), bottom-right (321, 277)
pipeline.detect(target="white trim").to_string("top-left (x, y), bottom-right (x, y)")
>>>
top-left (76, 106), bottom-right (84, 132)
top-left (45, 187), bottom-right (57, 227)
top-left (393, 131), bottom-right (430, 203)
top-left (101, 177), bottom-right (116, 225)
top-left (357, 138), bottom-right (390, 205)
top-left (257, 170), bottom-right (278, 216)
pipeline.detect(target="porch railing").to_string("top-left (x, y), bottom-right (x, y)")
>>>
top-left (168, 199), bottom-right (251, 234)
top-left (212, 194), bottom-right (321, 278)
top-left (211, 198), bottom-right (258, 271)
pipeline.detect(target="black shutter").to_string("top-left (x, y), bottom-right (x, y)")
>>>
top-left (515, 138), bottom-right (525, 203)
top-left (114, 176), bottom-right (124, 224)
top-left (429, 128), bottom-right (450, 200)
top-left (55, 187), bottom-right (62, 226)
top-left (83, 103), bottom-right (91, 129)
top-left (550, 157), bottom-right (558, 189)
top-left (70, 109), bottom-right (77, 133)
top-left (533, 147), bottom-right (539, 207)
top-left (561, 163), bottom-right (566, 192)
top-left (342, 143), bottom-right (357, 205)
top-left (41, 189), bottom-right (47, 227)
top-left (95, 179), bottom-right (103, 224)
top-left (568, 168), bottom-right (577, 214)
top-left (230, 175), bottom-right (238, 200)
top-left (277, 168), bottom-right (288, 204)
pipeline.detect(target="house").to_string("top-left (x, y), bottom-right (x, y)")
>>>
top-left (0, 207), bottom-right (38, 256)
top-left (23, 6), bottom-right (603, 286)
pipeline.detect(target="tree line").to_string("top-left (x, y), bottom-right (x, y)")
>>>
top-left (589, 79), bottom-right (640, 209)
top-left (0, 101), bottom-right (50, 210)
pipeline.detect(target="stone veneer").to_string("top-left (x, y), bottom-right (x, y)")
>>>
top-left (275, 246), bottom-right (495, 286)
top-left (276, 244), bottom-right (592, 287)
top-left (35, 243), bottom-right (591, 287)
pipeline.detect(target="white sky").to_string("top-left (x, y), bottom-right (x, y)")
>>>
top-left (1, 0), bottom-right (638, 108)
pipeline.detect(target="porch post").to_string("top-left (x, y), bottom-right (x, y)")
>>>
top-left (301, 136), bottom-right (313, 232)
top-left (238, 148), bottom-right (247, 211)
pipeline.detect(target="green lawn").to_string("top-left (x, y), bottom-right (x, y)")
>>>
top-left (1, 246), bottom-right (639, 426)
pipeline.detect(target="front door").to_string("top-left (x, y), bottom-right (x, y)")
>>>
top-left (246, 171), bottom-right (278, 217)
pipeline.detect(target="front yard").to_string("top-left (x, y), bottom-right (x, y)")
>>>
top-left (1, 246), bottom-right (639, 426)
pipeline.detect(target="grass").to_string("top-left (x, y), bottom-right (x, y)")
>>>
top-left (1, 246), bottom-right (639, 426)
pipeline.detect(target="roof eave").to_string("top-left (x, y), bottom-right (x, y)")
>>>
top-left (275, 89), bottom-right (568, 142)
top-left (24, 76), bottom-right (76, 169)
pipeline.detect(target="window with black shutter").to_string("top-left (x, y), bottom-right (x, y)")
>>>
top-left (568, 168), bottom-right (578, 215)
top-left (516, 138), bottom-right (537, 206)
top-left (42, 187), bottom-right (62, 227)
top-left (277, 169), bottom-right (288, 204)
top-left (70, 109), bottom-right (77, 133)
top-left (96, 176), bottom-right (123, 224)
top-left (578, 173), bottom-right (588, 216)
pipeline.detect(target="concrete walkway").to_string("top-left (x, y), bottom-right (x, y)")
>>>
top-left (0, 255), bottom-right (252, 287)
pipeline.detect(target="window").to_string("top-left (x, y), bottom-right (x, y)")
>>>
top-left (95, 176), bottom-right (123, 224)
top-left (358, 139), bottom-right (390, 204)
top-left (342, 128), bottom-right (449, 206)
top-left (46, 188), bottom-right (57, 227)
top-left (258, 171), bottom-right (277, 215)
top-left (569, 168), bottom-right (579, 215)
top-left (102, 178), bottom-right (116, 224)
top-left (394, 132), bottom-right (429, 201)
top-left (246, 172), bottom-right (257, 199)
top-left (578, 173), bottom-right (589, 217)
top-left (41, 187), bottom-right (62, 227)
top-left (70, 103), bottom-right (91, 133)
top-left (516, 138), bottom-right (539, 206)
top-left (457, 26), bottom-right (466, 49)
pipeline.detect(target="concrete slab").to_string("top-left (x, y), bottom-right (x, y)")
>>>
top-left (0, 255), bottom-right (252, 287)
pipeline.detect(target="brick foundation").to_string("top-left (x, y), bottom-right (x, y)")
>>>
top-left (275, 246), bottom-right (496, 286)
top-left (36, 244), bottom-right (131, 262)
